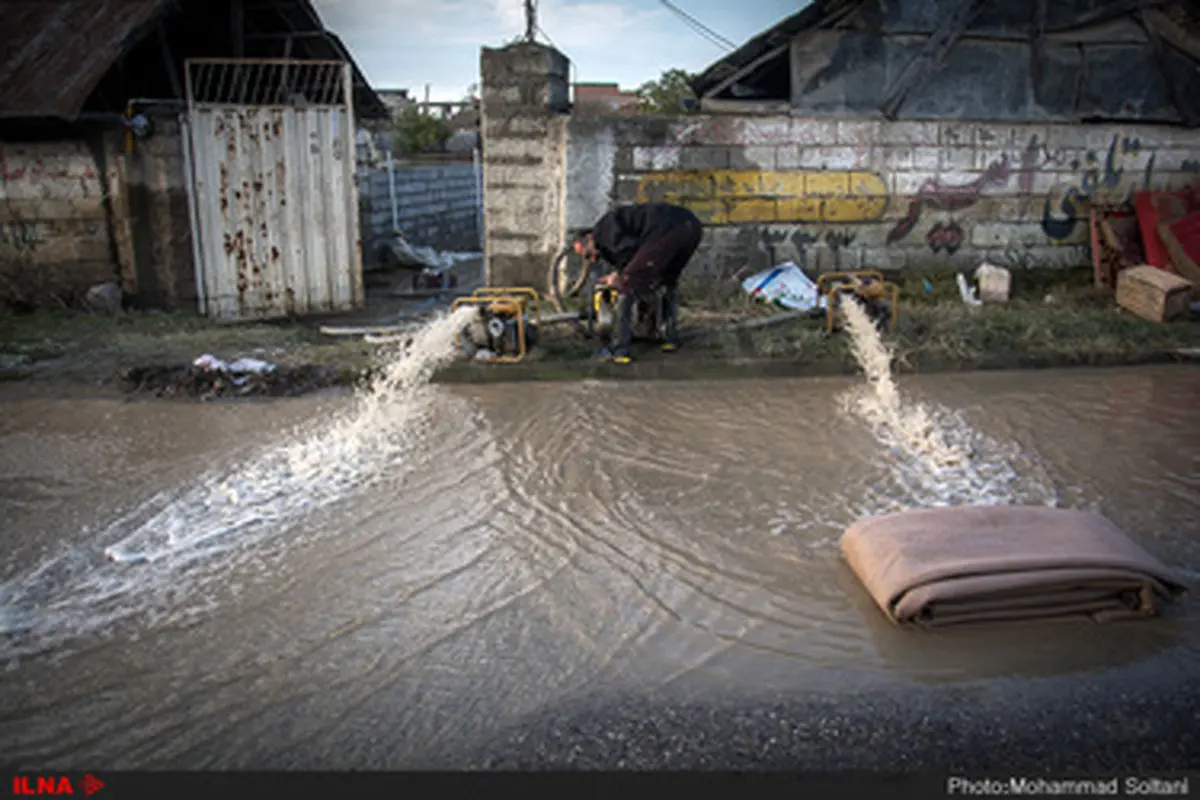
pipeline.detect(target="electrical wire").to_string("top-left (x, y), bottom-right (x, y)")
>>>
top-left (657, 0), bottom-right (736, 50)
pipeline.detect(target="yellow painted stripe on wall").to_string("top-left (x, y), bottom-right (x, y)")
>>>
top-left (636, 169), bottom-right (889, 224)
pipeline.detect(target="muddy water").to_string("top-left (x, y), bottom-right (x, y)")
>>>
top-left (1, 364), bottom-right (1198, 769)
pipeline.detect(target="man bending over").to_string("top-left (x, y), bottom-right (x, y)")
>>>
top-left (573, 202), bottom-right (704, 363)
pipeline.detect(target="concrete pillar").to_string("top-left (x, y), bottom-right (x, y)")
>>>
top-left (479, 42), bottom-right (570, 288)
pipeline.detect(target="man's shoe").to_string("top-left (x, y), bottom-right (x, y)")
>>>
top-left (596, 347), bottom-right (633, 364)
top-left (661, 340), bottom-right (680, 353)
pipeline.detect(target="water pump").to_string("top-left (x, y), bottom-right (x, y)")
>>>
top-left (453, 288), bottom-right (541, 363)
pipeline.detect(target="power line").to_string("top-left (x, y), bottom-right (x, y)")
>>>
top-left (657, 0), bottom-right (736, 51)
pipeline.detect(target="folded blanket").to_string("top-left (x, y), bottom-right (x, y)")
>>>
top-left (840, 506), bottom-right (1189, 627)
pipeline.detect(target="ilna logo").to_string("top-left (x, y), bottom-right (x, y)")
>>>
top-left (11, 775), bottom-right (104, 796)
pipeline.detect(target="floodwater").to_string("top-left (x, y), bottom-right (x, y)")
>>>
top-left (0, 310), bottom-right (1198, 769)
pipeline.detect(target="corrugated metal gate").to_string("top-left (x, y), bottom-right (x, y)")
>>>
top-left (182, 59), bottom-right (364, 320)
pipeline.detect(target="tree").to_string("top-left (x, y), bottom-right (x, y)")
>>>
top-left (636, 68), bottom-right (698, 114)
top-left (390, 106), bottom-right (453, 155)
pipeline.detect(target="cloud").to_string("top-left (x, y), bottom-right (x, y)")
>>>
top-left (311, 0), bottom-right (727, 99)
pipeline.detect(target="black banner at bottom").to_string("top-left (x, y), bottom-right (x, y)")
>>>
top-left (4, 771), bottom-right (941, 799)
top-left (5, 772), bottom-right (1195, 799)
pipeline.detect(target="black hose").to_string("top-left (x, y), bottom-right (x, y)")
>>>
top-left (547, 245), bottom-right (590, 313)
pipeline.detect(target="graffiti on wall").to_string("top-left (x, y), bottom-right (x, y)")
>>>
top-left (0, 220), bottom-right (42, 252)
top-left (636, 170), bottom-right (888, 226)
top-left (1041, 134), bottom-right (1153, 242)
top-left (925, 221), bottom-right (964, 255)
top-left (756, 227), bottom-right (858, 271)
top-left (887, 157), bottom-right (1011, 244)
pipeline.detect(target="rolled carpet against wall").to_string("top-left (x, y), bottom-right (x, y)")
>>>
top-left (840, 506), bottom-right (1188, 628)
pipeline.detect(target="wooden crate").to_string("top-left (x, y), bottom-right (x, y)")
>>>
top-left (1115, 265), bottom-right (1193, 322)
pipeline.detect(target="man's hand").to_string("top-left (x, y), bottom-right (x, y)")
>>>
top-left (598, 272), bottom-right (619, 288)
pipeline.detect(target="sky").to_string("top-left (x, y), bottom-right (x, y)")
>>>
top-left (310, 0), bottom-right (804, 102)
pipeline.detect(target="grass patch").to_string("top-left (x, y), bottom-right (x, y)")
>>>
top-left (536, 265), bottom-right (1200, 371)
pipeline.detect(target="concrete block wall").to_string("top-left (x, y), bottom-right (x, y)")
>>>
top-left (118, 116), bottom-right (196, 310)
top-left (359, 160), bottom-right (482, 261)
top-left (0, 139), bottom-right (117, 309)
top-left (479, 42), bottom-right (570, 288)
top-left (561, 115), bottom-right (1200, 280)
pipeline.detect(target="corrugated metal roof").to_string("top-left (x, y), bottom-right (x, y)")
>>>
top-left (0, 0), bottom-right (171, 120)
top-left (689, 0), bottom-right (859, 98)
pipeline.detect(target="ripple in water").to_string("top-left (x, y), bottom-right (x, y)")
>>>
top-left (835, 297), bottom-right (1060, 517)
top-left (0, 306), bottom-right (478, 662)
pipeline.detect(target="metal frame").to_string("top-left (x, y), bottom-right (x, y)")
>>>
top-left (817, 270), bottom-right (900, 334)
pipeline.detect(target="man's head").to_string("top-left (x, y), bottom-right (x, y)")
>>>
top-left (572, 229), bottom-right (596, 262)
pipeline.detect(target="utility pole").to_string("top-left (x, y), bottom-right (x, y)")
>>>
top-left (524, 0), bottom-right (537, 41)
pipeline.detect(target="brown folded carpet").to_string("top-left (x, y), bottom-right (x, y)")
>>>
top-left (840, 505), bottom-right (1189, 627)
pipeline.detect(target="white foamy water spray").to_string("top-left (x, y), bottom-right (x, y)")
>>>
top-left (0, 306), bottom-right (478, 660)
top-left (836, 296), bottom-right (1059, 513)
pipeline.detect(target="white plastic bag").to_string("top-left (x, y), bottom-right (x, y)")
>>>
top-left (741, 262), bottom-right (824, 311)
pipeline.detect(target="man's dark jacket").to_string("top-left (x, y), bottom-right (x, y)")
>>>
top-left (589, 203), bottom-right (697, 268)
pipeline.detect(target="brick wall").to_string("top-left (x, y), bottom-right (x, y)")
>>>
top-left (0, 138), bottom-right (117, 309)
top-left (359, 160), bottom-right (483, 263)
top-left (564, 115), bottom-right (1200, 279)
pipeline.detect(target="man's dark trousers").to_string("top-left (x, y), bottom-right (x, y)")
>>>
top-left (612, 214), bottom-right (703, 355)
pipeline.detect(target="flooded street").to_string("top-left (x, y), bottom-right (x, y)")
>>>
top-left (1, 359), bottom-right (1198, 770)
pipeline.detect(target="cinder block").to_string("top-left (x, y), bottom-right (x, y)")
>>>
top-left (790, 118), bottom-right (838, 146)
top-left (737, 146), bottom-right (777, 170)
top-left (860, 245), bottom-right (906, 271)
top-left (631, 146), bottom-right (681, 171)
top-left (939, 147), bottom-right (976, 172)
top-left (798, 146), bottom-right (869, 170)
top-left (974, 146), bottom-right (1012, 171)
top-left (738, 118), bottom-right (793, 145)
top-left (891, 173), bottom-right (929, 196)
top-left (908, 147), bottom-right (940, 171)
top-left (837, 120), bottom-right (881, 146)
top-left (878, 121), bottom-right (938, 146)
top-left (775, 144), bottom-right (802, 170)
top-left (939, 123), bottom-right (975, 147)
top-left (969, 221), bottom-right (1046, 249)
top-left (679, 146), bottom-right (730, 171)
top-left (884, 147), bottom-right (914, 170)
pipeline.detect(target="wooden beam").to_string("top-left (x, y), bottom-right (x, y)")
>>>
top-left (700, 42), bottom-right (791, 100)
top-left (1144, 8), bottom-right (1200, 62)
top-left (699, 97), bottom-right (793, 114)
top-left (878, 0), bottom-right (986, 119)
top-left (1031, 0), bottom-right (1048, 93)
top-left (1137, 10), bottom-right (1200, 127)
top-left (1051, 0), bottom-right (1167, 32)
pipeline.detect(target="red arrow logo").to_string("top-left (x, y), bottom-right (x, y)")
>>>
top-left (81, 775), bottom-right (104, 796)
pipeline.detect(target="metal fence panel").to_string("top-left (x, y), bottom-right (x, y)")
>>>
top-left (183, 59), bottom-right (363, 320)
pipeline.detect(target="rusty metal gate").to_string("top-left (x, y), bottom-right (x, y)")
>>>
top-left (181, 59), bottom-right (364, 320)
